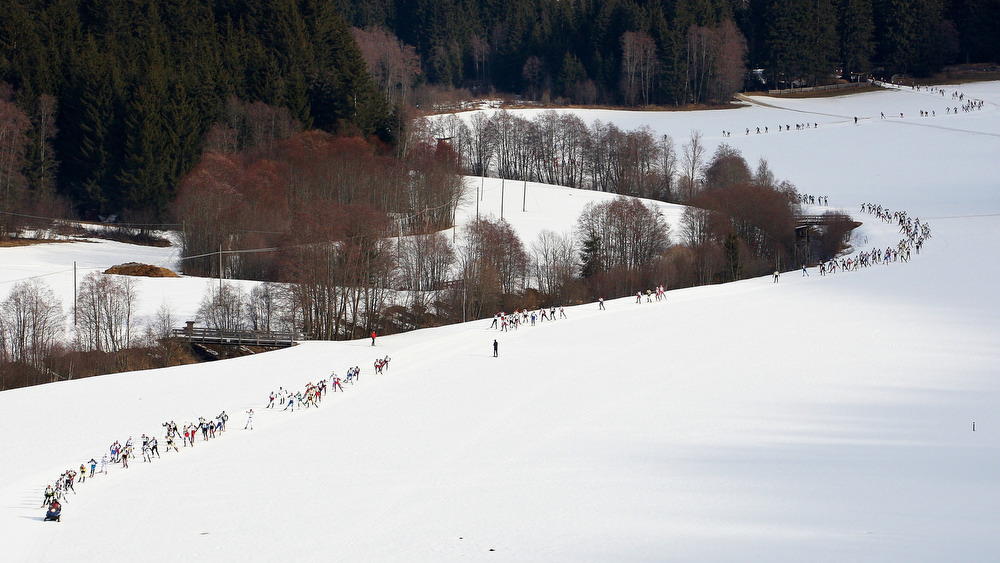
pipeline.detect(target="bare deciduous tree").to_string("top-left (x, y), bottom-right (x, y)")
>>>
top-left (0, 279), bottom-right (64, 382)
top-left (248, 283), bottom-right (281, 332)
top-left (397, 232), bottom-right (455, 308)
top-left (658, 134), bottom-right (678, 201)
top-left (680, 130), bottom-right (706, 202)
top-left (530, 230), bottom-right (578, 298)
top-left (204, 96), bottom-right (300, 154)
top-left (620, 31), bottom-right (657, 106)
top-left (686, 20), bottom-right (748, 104)
top-left (459, 217), bottom-right (527, 317)
top-left (76, 272), bottom-right (139, 370)
top-left (0, 89), bottom-right (31, 237)
top-left (197, 281), bottom-right (246, 333)
top-left (467, 111), bottom-right (497, 177)
top-left (352, 27), bottom-right (421, 106)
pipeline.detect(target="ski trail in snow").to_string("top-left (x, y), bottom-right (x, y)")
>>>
top-left (880, 117), bottom-right (1000, 138)
top-left (736, 94), bottom-right (856, 120)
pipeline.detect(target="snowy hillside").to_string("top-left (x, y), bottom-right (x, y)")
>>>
top-left (1, 82), bottom-right (999, 562)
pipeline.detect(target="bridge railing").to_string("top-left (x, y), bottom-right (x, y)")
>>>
top-left (170, 327), bottom-right (306, 347)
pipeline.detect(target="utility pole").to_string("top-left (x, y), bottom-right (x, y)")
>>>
top-left (522, 180), bottom-right (527, 212)
top-left (73, 261), bottom-right (77, 326)
top-left (477, 176), bottom-right (483, 220)
top-left (500, 178), bottom-right (505, 220)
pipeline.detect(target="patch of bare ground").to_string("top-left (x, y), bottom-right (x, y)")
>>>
top-left (752, 84), bottom-right (881, 99)
top-left (908, 65), bottom-right (1000, 87)
top-left (0, 237), bottom-right (70, 248)
top-left (104, 262), bottom-right (179, 277)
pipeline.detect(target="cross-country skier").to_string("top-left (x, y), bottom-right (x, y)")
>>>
top-left (245, 408), bottom-right (254, 429)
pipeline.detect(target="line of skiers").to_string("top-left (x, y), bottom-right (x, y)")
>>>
top-left (37, 410), bottom-right (229, 519)
top-left (269, 381), bottom-right (325, 411)
top-left (815, 203), bottom-right (930, 275)
top-left (798, 194), bottom-right (829, 206)
top-left (490, 306), bottom-right (569, 331)
top-left (36, 359), bottom-right (385, 521)
top-left (872, 81), bottom-right (985, 118)
top-left (264, 364), bottom-right (365, 412)
top-left (739, 123), bottom-right (820, 136)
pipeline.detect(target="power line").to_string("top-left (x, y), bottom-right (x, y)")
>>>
top-left (0, 268), bottom-right (75, 285)
top-left (922, 213), bottom-right (1000, 220)
top-left (0, 209), bottom-right (182, 228)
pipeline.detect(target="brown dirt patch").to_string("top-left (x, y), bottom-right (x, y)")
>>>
top-left (0, 238), bottom-right (70, 248)
top-left (104, 262), bottom-right (179, 277)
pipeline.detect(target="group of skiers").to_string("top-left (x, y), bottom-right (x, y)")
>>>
top-left (872, 81), bottom-right (985, 119)
top-left (38, 410), bottom-right (231, 519)
top-left (490, 306), bottom-right (569, 331)
top-left (635, 285), bottom-right (669, 303)
top-left (267, 381), bottom-right (325, 411)
top-left (263, 364), bottom-right (369, 413)
top-left (735, 122), bottom-right (821, 137)
top-left (798, 194), bottom-right (829, 206)
top-left (36, 331), bottom-right (394, 522)
top-left (40, 464), bottom-right (90, 509)
top-left (810, 203), bottom-right (931, 276)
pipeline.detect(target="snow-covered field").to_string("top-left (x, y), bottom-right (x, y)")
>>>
top-left (1, 82), bottom-right (999, 561)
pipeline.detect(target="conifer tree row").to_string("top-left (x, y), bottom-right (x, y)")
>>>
top-left (2, 0), bottom-right (997, 222)
top-left (0, 0), bottom-right (392, 222)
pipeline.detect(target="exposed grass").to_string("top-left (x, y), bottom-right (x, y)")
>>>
top-left (753, 84), bottom-right (881, 99)
top-left (84, 227), bottom-right (173, 247)
top-left (913, 69), bottom-right (1000, 87)
top-left (104, 262), bottom-right (180, 277)
top-left (0, 237), bottom-right (70, 248)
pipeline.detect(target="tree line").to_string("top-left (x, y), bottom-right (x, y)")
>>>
top-left (422, 110), bottom-right (680, 201)
top-left (0, 0), bottom-right (393, 226)
top-left (1, 133), bottom-right (853, 390)
top-left (334, 0), bottom-right (999, 102)
top-left (2, 0), bottom-right (995, 229)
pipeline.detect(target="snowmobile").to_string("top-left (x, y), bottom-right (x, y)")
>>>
top-left (44, 500), bottom-right (61, 522)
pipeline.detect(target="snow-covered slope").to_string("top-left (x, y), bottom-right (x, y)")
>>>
top-left (1, 82), bottom-right (999, 562)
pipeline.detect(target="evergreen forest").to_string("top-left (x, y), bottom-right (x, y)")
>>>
top-left (1, 0), bottom-right (997, 224)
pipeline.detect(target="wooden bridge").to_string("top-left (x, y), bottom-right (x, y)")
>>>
top-left (171, 324), bottom-right (305, 348)
top-left (794, 213), bottom-right (860, 264)
top-left (796, 214), bottom-right (835, 227)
